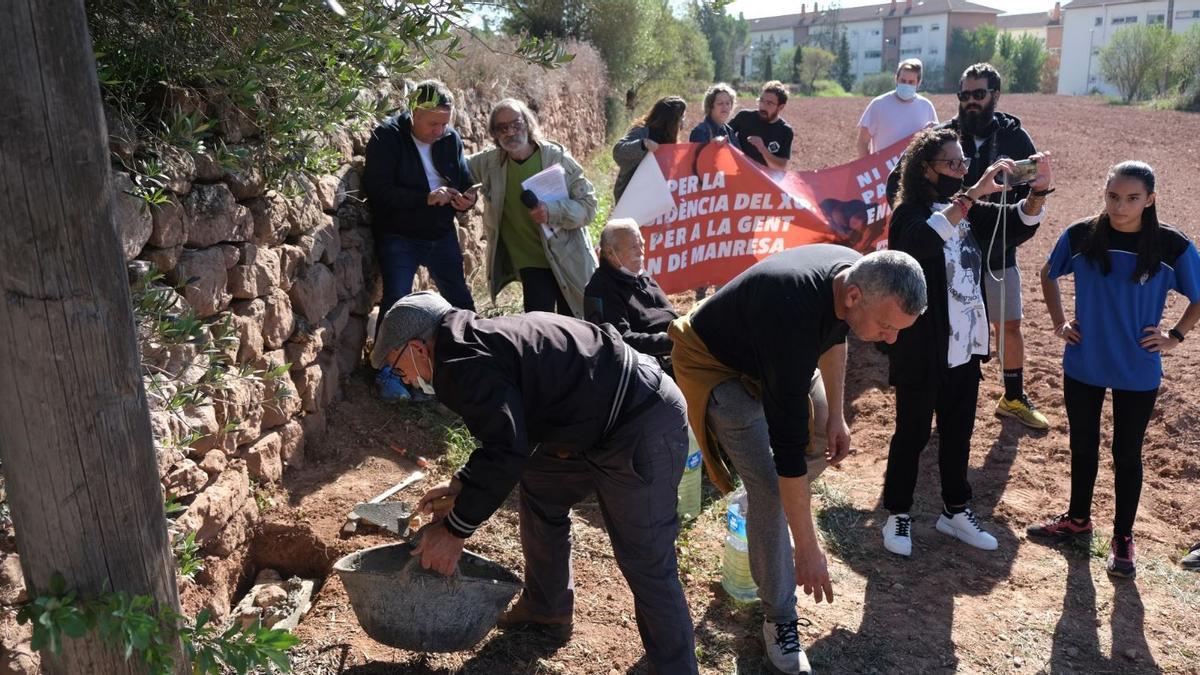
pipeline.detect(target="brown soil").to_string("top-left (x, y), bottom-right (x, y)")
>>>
top-left (271, 95), bottom-right (1200, 674)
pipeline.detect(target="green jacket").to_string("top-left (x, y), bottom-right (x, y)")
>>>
top-left (468, 140), bottom-right (598, 317)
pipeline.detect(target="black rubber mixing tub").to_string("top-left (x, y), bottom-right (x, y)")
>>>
top-left (334, 542), bottom-right (522, 652)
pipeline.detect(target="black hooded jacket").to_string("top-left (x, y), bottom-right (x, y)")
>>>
top-left (887, 111), bottom-right (1037, 271)
top-left (363, 112), bottom-right (475, 240)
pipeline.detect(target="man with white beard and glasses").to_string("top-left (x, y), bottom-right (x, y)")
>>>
top-left (468, 99), bottom-right (598, 317)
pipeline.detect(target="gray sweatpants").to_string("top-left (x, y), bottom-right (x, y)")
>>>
top-left (517, 355), bottom-right (698, 674)
top-left (705, 374), bottom-right (828, 624)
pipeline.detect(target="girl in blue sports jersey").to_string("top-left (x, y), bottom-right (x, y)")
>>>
top-left (1028, 161), bottom-right (1200, 579)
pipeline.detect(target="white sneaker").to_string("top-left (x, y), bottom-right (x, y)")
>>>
top-left (762, 619), bottom-right (812, 674)
top-left (882, 514), bottom-right (912, 557)
top-left (936, 508), bottom-right (998, 551)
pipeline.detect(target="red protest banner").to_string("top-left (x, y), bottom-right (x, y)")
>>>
top-left (619, 136), bottom-right (911, 294)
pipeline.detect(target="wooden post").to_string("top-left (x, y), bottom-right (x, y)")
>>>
top-left (0, 0), bottom-right (184, 672)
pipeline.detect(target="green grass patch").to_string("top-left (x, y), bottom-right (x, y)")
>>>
top-left (585, 150), bottom-right (618, 244)
top-left (439, 422), bottom-right (477, 472)
top-left (812, 477), bottom-right (864, 558)
top-left (810, 79), bottom-right (853, 98)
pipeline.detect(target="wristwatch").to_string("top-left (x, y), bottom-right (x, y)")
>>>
top-left (1169, 328), bottom-right (1186, 343)
top-left (1031, 187), bottom-right (1055, 197)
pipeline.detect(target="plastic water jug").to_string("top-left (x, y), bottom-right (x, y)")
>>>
top-left (721, 487), bottom-right (758, 602)
top-left (677, 429), bottom-right (703, 522)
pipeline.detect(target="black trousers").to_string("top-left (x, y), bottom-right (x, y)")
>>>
top-left (519, 267), bottom-right (572, 316)
top-left (884, 359), bottom-right (981, 514)
top-left (517, 354), bottom-right (697, 674)
top-left (1064, 374), bottom-right (1158, 537)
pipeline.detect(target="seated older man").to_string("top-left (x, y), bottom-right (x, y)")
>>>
top-left (584, 219), bottom-right (679, 374)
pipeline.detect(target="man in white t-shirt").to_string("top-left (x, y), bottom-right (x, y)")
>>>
top-left (856, 59), bottom-right (938, 158)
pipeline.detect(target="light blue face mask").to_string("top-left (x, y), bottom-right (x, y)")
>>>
top-left (895, 83), bottom-right (918, 101)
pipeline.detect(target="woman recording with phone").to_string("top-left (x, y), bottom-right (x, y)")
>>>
top-left (1027, 161), bottom-right (1200, 578)
top-left (880, 127), bottom-right (1052, 559)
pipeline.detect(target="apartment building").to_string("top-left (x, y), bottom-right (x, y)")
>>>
top-left (743, 0), bottom-right (1000, 84)
top-left (997, 2), bottom-right (1064, 51)
top-left (1058, 0), bottom-right (1200, 95)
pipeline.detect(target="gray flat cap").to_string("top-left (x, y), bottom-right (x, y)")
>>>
top-left (369, 291), bottom-right (453, 369)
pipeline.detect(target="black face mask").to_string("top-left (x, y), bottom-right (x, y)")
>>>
top-left (933, 171), bottom-right (964, 202)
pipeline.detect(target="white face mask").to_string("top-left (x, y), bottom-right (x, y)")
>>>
top-left (895, 83), bottom-right (918, 101)
top-left (410, 349), bottom-right (436, 396)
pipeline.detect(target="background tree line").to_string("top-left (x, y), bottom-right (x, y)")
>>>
top-left (1100, 23), bottom-right (1200, 109)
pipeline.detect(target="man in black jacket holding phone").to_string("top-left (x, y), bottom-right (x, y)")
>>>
top-left (363, 80), bottom-right (478, 316)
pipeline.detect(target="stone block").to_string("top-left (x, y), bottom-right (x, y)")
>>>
top-left (149, 195), bottom-right (186, 248)
top-left (293, 362), bottom-right (324, 412)
top-left (193, 150), bottom-right (224, 182)
top-left (261, 288), bottom-right (295, 351)
top-left (288, 263), bottom-right (338, 324)
top-left (140, 245), bottom-right (181, 274)
top-left (230, 298), bottom-right (266, 363)
top-left (284, 322), bottom-right (327, 368)
top-left (177, 461), bottom-right (252, 547)
top-left (183, 183), bottom-right (253, 247)
top-left (244, 431), bottom-right (283, 484)
top-left (213, 376), bottom-right (266, 450)
top-left (199, 449), bottom-right (227, 476)
top-left (224, 165), bottom-right (265, 200)
top-left (277, 244), bottom-right (305, 291)
top-left (334, 249), bottom-right (364, 300)
top-left (165, 459), bottom-right (210, 498)
top-left (171, 247), bottom-right (231, 318)
top-left (228, 243), bottom-right (281, 299)
top-left (113, 171), bottom-right (154, 261)
top-left (278, 420), bottom-right (305, 470)
top-left (336, 315), bottom-right (367, 375)
top-left (247, 193), bottom-right (291, 247)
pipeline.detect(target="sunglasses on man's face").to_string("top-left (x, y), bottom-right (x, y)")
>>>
top-left (957, 88), bottom-right (994, 102)
top-left (492, 119), bottom-right (525, 135)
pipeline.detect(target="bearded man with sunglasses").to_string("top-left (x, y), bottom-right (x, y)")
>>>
top-left (888, 62), bottom-right (1046, 430)
top-left (951, 63), bottom-right (1046, 430)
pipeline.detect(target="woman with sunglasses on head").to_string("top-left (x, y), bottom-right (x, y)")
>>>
top-left (880, 127), bottom-right (1052, 559)
top-left (1027, 161), bottom-right (1200, 579)
top-left (613, 96), bottom-right (687, 202)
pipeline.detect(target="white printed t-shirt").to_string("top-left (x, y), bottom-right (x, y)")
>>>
top-left (925, 202), bottom-right (1042, 368)
top-left (858, 92), bottom-right (938, 154)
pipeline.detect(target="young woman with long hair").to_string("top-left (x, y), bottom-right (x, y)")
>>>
top-left (612, 96), bottom-right (687, 201)
top-left (1027, 161), bottom-right (1200, 578)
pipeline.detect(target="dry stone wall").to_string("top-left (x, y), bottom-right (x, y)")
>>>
top-left (118, 123), bottom-right (377, 619)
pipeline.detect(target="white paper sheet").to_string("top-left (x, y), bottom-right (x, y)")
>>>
top-left (520, 163), bottom-right (571, 238)
top-left (521, 163), bottom-right (570, 203)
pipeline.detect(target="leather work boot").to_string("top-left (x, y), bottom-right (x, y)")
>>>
top-left (496, 597), bottom-right (574, 642)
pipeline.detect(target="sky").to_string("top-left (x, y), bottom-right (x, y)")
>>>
top-left (724, 0), bottom-right (1059, 20)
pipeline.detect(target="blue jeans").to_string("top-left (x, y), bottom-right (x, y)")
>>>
top-left (375, 230), bottom-right (475, 315)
